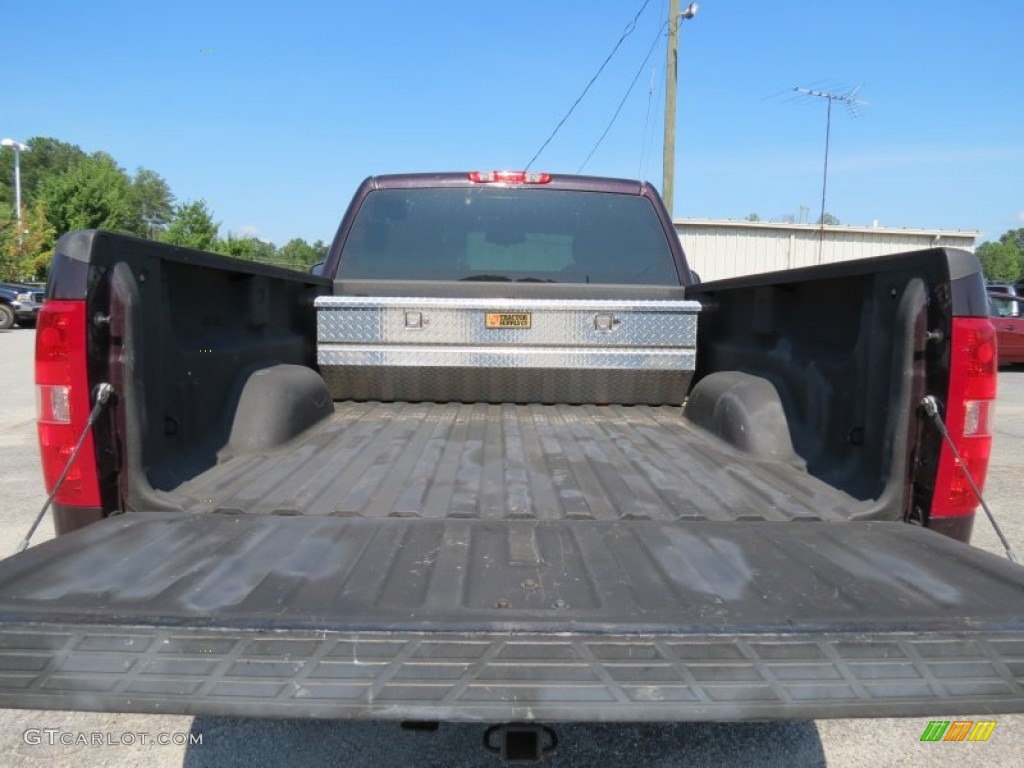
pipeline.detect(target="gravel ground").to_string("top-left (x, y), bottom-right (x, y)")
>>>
top-left (0, 326), bottom-right (1020, 767)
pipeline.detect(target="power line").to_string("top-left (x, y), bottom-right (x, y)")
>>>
top-left (638, 63), bottom-right (658, 179)
top-left (525, 0), bottom-right (653, 170)
top-left (579, 21), bottom-right (667, 174)
top-left (640, 0), bottom-right (669, 180)
top-left (642, 61), bottom-right (666, 180)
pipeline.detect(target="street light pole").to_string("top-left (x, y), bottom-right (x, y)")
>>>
top-left (1, 138), bottom-right (31, 231)
top-left (661, 3), bottom-right (698, 217)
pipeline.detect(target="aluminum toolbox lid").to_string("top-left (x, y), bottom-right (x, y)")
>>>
top-left (315, 295), bottom-right (701, 349)
top-left (314, 295), bottom-right (703, 311)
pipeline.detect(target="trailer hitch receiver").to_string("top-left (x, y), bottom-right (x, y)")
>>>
top-left (484, 723), bottom-right (558, 763)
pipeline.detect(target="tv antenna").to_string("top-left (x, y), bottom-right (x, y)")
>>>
top-left (792, 85), bottom-right (867, 261)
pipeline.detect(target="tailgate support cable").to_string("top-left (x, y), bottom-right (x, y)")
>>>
top-left (921, 395), bottom-right (1019, 564)
top-left (16, 383), bottom-right (114, 554)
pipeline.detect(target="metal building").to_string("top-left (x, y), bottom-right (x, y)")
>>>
top-left (674, 219), bottom-right (979, 283)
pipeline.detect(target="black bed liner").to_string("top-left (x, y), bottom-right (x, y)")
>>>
top-left (169, 403), bottom-right (866, 522)
top-left (0, 513), bottom-right (1021, 721)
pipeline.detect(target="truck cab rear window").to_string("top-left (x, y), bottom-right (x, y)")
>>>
top-left (338, 187), bottom-right (679, 285)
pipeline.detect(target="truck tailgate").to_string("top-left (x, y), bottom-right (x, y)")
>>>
top-left (0, 513), bottom-right (1021, 721)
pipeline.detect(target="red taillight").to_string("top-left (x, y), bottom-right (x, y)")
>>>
top-left (35, 300), bottom-right (101, 506)
top-left (930, 318), bottom-right (997, 519)
top-left (468, 170), bottom-right (552, 184)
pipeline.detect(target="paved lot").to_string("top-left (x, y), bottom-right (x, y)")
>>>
top-left (0, 326), bottom-right (1020, 767)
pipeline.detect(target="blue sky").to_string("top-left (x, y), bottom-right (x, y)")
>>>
top-left (3, 1), bottom-right (1022, 246)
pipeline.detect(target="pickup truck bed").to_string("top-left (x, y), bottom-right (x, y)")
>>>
top-left (7, 176), bottom-right (1022, 729)
top-left (173, 402), bottom-right (857, 522)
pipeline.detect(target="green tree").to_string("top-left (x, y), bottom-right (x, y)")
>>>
top-left (999, 228), bottom-right (1024, 254)
top-left (0, 200), bottom-right (56, 281)
top-left (817, 212), bottom-right (840, 226)
top-left (0, 137), bottom-right (88, 212)
top-left (744, 213), bottom-right (760, 222)
top-left (218, 234), bottom-right (276, 261)
top-left (161, 200), bottom-right (221, 251)
top-left (0, 213), bottom-right (26, 281)
top-left (976, 240), bottom-right (1023, 282)
top-left (131, 168), bottom-right (174, 239)
top-left (21, 200), bottom-right (57, 280)
top-left (39, 152), bottom-right (138, 236)
top-left (277, 237), bottom-right (326, 270)
top-left (312, 239), bottom-right (328, 264)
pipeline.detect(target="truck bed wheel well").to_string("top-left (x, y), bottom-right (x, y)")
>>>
top-left (226, 365), bottom-right (334, 455)
top-left (685, 371), bottom-right (804, 467)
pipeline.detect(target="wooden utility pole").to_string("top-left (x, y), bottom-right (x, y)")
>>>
top-left (661, 0), bottom-right (680, 215)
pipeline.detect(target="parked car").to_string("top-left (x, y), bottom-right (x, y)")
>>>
top-left (0, 282), bottom-right (44, 328)
top-left (986, 283), bottom-right (1021, 317)
top-left (0, 286), bottom-right (19, 330)
top-left (990, 293), bottom-right (1024, 364)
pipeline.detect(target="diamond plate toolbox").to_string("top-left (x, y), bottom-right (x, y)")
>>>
top-left (315, 295), bottom-right (700, 405)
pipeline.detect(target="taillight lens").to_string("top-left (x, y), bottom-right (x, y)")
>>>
top-left (930, 318), bottom-right (997, 519)
top-left (468, 171), bottom-right (552, 184)
top-left (35, 300), bottom-right (101, 506)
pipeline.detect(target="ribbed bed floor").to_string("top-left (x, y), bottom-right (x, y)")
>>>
top-left (172, 402), bottom-right (863, 521)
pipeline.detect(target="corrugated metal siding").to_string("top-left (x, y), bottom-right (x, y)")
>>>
top-left (675, 221), bottom-right (977, 282)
